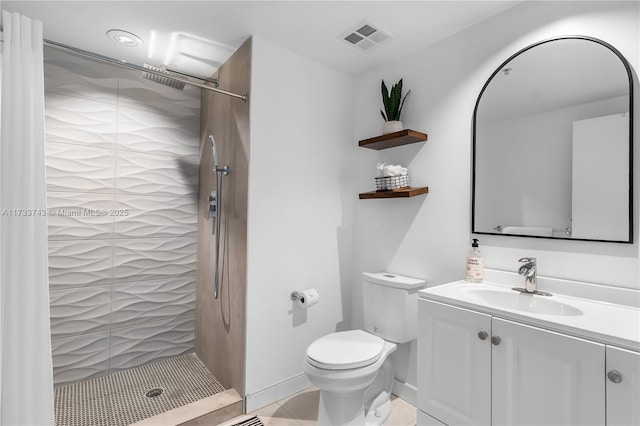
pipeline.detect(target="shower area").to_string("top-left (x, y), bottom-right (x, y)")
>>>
top-left (42, 34), bottom-right (251, 425)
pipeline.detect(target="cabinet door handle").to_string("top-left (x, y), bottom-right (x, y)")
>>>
top-left (491, 336), bottom-right (501, 345)
top-left (478, 331), bottom-right (489, 340)
top-left (607, 370), bottom-right (623, 383)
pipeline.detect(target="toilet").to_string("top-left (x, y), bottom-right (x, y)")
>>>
top-left (304, 272), bottom-right (426, 426)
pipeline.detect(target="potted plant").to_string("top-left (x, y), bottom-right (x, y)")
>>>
top-left (380, 78), bottom-right (410, 134)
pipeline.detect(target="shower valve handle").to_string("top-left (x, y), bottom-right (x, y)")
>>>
top-left (207, 191), bottom-right (217, 220)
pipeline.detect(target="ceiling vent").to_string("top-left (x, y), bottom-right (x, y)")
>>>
top-left (340, 21), bottom-right (393, 52)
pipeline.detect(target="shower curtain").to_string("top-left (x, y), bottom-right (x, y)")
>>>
top-left (0, 10), bottom-right (55, 425)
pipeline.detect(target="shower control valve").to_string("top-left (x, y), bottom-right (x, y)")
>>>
top-left (207, 191), bottom-right (217, 220)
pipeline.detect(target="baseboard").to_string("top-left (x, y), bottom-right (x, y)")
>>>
top-left (392, 378), bottom-right (417, 406)
top-left (245, 373), bottom-right (312, 413)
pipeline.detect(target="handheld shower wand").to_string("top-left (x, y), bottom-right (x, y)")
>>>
top-left (208, 135), bottom-right (229, 299)
top-left (209, 135), bottom-right (229, 176)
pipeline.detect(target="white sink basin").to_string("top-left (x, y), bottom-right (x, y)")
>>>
top-left (419, 273), bottom-right (640, 352)
top-left (461, 287), bottom-right (583, 316)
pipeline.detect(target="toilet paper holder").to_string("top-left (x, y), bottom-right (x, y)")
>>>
top-left (290, 291), bottom-right (304, 303)
top-left (290, 289), bottom-right (319, 308)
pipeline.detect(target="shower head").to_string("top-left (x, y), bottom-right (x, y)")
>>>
top-left (209, 135), bottom-right (219, 171)
top-left (142, 63), bottom-right (186, 90)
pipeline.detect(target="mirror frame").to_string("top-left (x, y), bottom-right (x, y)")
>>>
top-left (471, 35), bottom-right (634, 243)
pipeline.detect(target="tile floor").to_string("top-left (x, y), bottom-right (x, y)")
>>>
top-left (54, 353), bottom-right (227, 426)
top-left (247, 387), bottom-right (417, 426)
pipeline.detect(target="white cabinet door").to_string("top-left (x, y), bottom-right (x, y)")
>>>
top-left (418, 299), bottom-right (491, 425)
top-left (491, 318), bottom-right (605, 426)
top-left (606, 345), bottom-right (640, 426)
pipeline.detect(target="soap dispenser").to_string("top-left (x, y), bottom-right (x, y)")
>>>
top-left (466, 239), bottom-right (483, 283)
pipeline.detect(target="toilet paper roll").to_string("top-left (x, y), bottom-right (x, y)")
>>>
top-left (296, 289), bottom-right (319, 308)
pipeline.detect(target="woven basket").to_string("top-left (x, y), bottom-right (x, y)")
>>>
top-left (375, 174), bottom-right (409, 191)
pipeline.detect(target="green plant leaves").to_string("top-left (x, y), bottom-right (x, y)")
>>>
top-left (397, 89), bottom-right (411, 121)
top-left (381, 80), bottom-right (390, 121)
top-left (381, 78), bottom-right (410, 121)
top-left (389, 79), bottom-right (402, 120)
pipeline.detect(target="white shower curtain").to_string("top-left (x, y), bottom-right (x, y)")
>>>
top-left (0, 10), bottom-right (55, 425)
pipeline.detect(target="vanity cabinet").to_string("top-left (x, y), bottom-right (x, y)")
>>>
top-left (417, 300), bottom-right (491, 425)
top-left (606, 345), bottom-right (640, 426)
top-left (417, 299), bottom-right (625, 426)
top-left (491, 316), bottom-right (604, 425)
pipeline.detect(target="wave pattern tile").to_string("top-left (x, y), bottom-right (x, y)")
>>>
top-left (114, 195), bottom-right (197, 239)
top-left (116, 106), bottom-right (199, 158)
top-left (51, 331), bottom-right (111, 385)
top-left (45, 94), bottom-right (117, 148)
top-left (111, 277), bottom-right (196, 328)
top-left (48, 240), bottom-right (113, 288)
top-left (115, 151), bottom-right (198, 197)
top-left (112, 238), bottom-right (197, 283)
top-left (44, 46), bottom-right (119, 104)
top-left (44, 46), bottom-right (200, 383)
top-left (47, 192), bottom-right (115, 240)
top-left (46, 142), bottom-right (116, 194)
top-left (109, 315), bottom-right (195, 372)
top-left (50, 286), bottom-right (112, 339)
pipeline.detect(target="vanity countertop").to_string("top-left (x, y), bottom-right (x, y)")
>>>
top-left (419, 272), bottom-right (640, 352)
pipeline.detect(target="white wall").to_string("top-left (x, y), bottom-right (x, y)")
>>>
top-left (245, 37), bottom-right (356, 409)
top-left (351, 0), bottom-right (639, 391)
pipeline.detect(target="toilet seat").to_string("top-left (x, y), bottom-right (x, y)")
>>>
top-left (306, 330), bottom-right (385, 370)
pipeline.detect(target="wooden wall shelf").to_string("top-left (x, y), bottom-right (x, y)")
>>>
top-left (359, 186), bottom-right (429, 199)
top-left (359, 129), bottom-right (428, 150)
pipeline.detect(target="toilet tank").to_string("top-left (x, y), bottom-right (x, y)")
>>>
top-left (362, 272), bottom-right (426, 344)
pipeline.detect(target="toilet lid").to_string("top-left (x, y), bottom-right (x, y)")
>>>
top-left (306, 330), bottom-right (384, 370)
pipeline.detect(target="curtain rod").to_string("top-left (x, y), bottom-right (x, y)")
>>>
top-left (45, 39), bottom-right (248, 102)
top-left (1, 28), bottom-right (248, 102)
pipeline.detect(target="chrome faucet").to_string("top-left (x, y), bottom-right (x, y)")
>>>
top-left (518, 257), bottom-right (537, 293)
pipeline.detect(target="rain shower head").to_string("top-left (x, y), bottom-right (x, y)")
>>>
top-left (142, 63), bottom-right (186, 90)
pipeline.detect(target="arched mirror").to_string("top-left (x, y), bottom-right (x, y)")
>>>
top-left (472, 36), bottom-right (633, 243)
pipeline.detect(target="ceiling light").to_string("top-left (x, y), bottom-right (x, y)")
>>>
top-left (106, 29), bottom-right (143, 47)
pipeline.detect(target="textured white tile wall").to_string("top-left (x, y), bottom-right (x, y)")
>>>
top-left (50, 331), bottom-right (111, 384)
top-left (44, 94), bottom-right (118, 147)
top-left (43, 46), bottom-right (201, 385)
top-left (47, 192), bottom-right (115, 240)
top-left (112, 238), bottom-right (197, 283)
top-left (114, 195), bottom-right (197, 239)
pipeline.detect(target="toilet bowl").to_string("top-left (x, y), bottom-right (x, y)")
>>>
top-left (304, 330), bottom-right (396, 426)
top-left (303, 272), bottom-right (426, 426)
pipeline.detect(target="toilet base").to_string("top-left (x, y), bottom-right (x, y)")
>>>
top-left (316, 388), bottom-right (394, 426)
top-left (363, 356), bottom-right (394, 425)
top-left (365, 395), bottom-right (392, 426)
top-left (317, 389), bottom-right (366, 426)
top-left (314, 356), bottom-right (395, 426)
top-left (304, 336), bottom-right (398, 426)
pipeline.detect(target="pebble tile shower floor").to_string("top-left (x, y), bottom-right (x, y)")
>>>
top-left (54, 353), bottom-right (226, 426)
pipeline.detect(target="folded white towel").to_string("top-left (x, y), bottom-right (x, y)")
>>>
top-left (382, 165), bottom-right (407, 177)
top-left (502, 226), bottom-right (553, 237)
